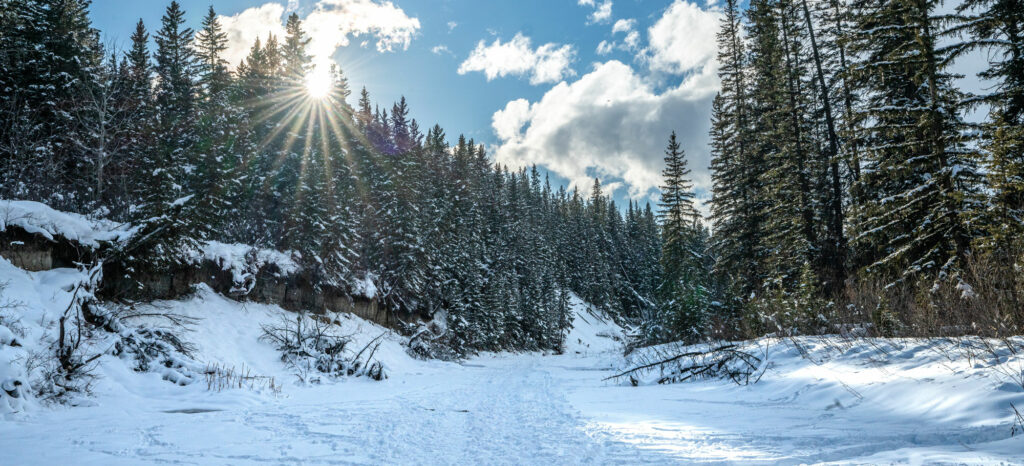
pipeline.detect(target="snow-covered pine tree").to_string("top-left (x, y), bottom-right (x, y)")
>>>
top-left (847, 0), bottom-right (981, 282)
top-left (193, 6), bottom-right (244, 241)
top-left (950, 0), bottom-right (1024, 246)
top-left (654, 132), bottom-right (708, 343)
top-left (709, 0), bottom-right (768, 303)
top-left (118, 19), bottom-right (156, 220)
top-left (0, 0), bottom-right (102, 207)
top-left (130, 0), bottom-right (201, 269)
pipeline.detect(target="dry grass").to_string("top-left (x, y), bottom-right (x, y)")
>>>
top-left (203, 363), bottom-right (280, 395)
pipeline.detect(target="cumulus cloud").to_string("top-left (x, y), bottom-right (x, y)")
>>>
top-left (647, 0), bottom-right (721, 74)
top-left (458, 33), bottom-right (576, 85)
top-left (612, 18), bottom-right (635, 34)
top-left (490, 60), bottom-right (719, 203)
top-left (578, 0), bottom-right (613, 24)
top-left (598, 17), bottom-right (641, 54)
top-left (218, 0), bottom-right (420, 69)
top-left (305, 0), bottom-right (420, 56)
top-left (219, 3), bottom-right (288, 68)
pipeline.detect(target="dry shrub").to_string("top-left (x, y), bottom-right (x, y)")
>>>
top-left (204, 363), bottom-right (280, 394)
top-left (260, 312), bottom-right (387, 383)
top-left (835, 244), bottom-right (1024, 340)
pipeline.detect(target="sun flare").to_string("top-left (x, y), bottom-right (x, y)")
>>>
top-left (305, 68), bottom-right (332, 99)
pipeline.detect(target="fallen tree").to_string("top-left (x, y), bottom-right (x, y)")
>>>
top-left (606, 343), bottom-right (766, 386)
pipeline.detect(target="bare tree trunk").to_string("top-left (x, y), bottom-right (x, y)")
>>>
top-left (802, 0), bottom-right (848, 290)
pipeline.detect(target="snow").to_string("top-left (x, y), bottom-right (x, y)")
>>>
top-left (0, 200), bottom-right (135, 248)
top-left (185, 241), bottom-right (300, 285)
top-left (563, 292), bottom-right (624, 356)
top-left (2, 259), bottom-right (1024, 463)
top-left (351, 273), bottom-right (378, 299)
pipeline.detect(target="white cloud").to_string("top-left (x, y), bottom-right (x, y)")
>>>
top-left (578, 0), bottom-right (613, 24)
top-left (491, 60), bottom-right (720, 203)
top-left (458, 33), bottom-right (576, 85)
top-left (431, 44), bottom-right (453, 56)
top-left (219, 3), bottom-right (288, 68)
top-left (612, 18), bottom-right (635, 34)
top-left (305, 0), bottom-right (420, 57)
top-left (624, 30), bottom-right (640, 50)
top-left (218, 0), bottom-right (420, 70)
top-left (599, 17), bottom-right (641, 54)
top-left (647, 0), bottom-right (721, 74)
top-left (492, 98), bottom-right (532, 141)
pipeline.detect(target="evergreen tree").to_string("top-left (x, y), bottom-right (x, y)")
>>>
top-left (132, 0), bottom-right (201, 269)
top-left (709, 0), bottom-right (767, 303)
top-left (847, 0), bottom-right (981, 281)
top-left (952, 0), bottom-right (1024, 245)
top-left (0, 0), bottom-right (102, 207)
top-left (192, 6), bottom-right (244, 239)
top-left (654, 133), bottom-right (708, 342)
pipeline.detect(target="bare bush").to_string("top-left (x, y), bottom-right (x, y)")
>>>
top-left (33, 263), bottom-right (106, 402)
top-left (260, 312), bottom-right (387, 383)
top-left (746, 242), bottom-right (1024, 343)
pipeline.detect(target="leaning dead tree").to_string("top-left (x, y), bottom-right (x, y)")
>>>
top-left (606, 343), bottom-right (766, 386)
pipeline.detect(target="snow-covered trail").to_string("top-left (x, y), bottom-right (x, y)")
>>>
top-left (5, 350), bottom-right (1023, 465)
top-left (0, 355), bottom-right (673, 465)
top-left (1, 268), bottom-right (1022, 465)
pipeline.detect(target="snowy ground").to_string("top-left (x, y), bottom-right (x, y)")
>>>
top-left (2, 262), bottom-right (1024, 464)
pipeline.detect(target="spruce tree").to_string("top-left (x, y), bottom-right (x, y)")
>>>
top-left (848, 0), bottom-right (981, 281)
top-left (655, 133), bottom-right (708, 343)
top-left (709, 0), bottom-right (767, 302)
top-left (952, 0), bottom-right (1024, 245)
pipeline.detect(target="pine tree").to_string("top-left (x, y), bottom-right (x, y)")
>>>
top-left (654, 133), bottom-right (708, 343)
top-left (848, 0), bottom-right (981, 281)
top-left (192, 6), bottom-right (244, 240)
top-left (751, 0), bottom-right (821, 291)
top-left (195, 6), bottom-right (230, 96)
top-left (951, 0), bottom-right (1024, 245)
top-left (281, 13), bottom-right (311, 86)
top-left (798, 0), bottom-right (849, 291)
top-left (709, 0), bottom-right (767, 302)
top-left (0, 0), bottom-right (102, 207)
top-left (132, 0), bottom-right (201, 269)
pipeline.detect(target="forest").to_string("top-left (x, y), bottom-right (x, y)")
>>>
top-left (3, 0), bottom-right (1024, 462)
top-left (1, 0), bottom-right (1023, 355)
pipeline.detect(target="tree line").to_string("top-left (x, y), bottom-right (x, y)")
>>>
top-left (653, 0), bottom-right (1024, 342)
top-left (0, 0), bottom-right (664, 355)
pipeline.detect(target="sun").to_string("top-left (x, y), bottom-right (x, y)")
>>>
top-left (304, 68), bottom-right (332, 99)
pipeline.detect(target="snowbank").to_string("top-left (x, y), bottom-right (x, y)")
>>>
top-left (0, 256), bottom-right (88, 413)
top-left (0, 200), bottom-right (134, 248)
top-left (130, 284), bottom-right (418, 382)
top-left (574, 335), bottom-right (1024, 462)
top-left (183, 241), bottom-right (300, 285)
top-left (563, 293), bottom-right (624, 355)
top-left (0, 252), bottom-right (415, 418)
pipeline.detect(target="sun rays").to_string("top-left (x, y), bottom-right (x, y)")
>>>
top-left (304, 67), bottom-right (333, 100)
top-left (237, 64), bottom-right (367, 212)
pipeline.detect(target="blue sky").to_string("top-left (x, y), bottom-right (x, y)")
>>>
top-left (89, 0), bottom-right (730, 208)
